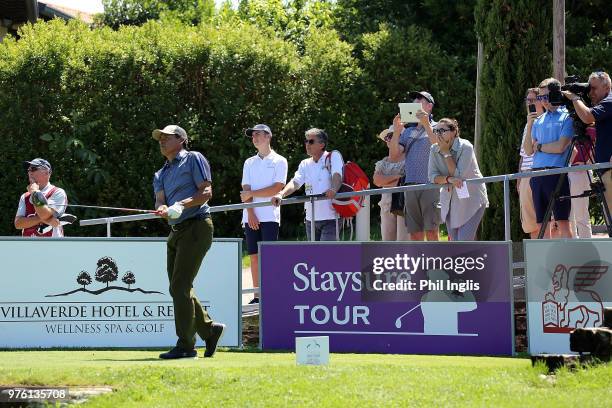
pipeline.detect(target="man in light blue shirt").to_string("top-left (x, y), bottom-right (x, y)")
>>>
top-left (522, 78), bottom-right (574, 238)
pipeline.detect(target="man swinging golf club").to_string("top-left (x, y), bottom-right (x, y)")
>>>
top-left (153, 124), bottom-right (225, 359)
top-left (15, 158), bottom-right (73, 237)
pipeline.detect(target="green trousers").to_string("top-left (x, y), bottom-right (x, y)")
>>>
top-left (167, 216), bottom-right (214, 350)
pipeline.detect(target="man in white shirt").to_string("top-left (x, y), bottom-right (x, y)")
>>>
top-left (14, 158), bottom-right (68, 237)
top-left (240, 124), bottom-right (288, 304)
top-left (272, 128), bottom-right (343, 241)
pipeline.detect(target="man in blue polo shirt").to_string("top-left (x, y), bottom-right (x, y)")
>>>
top-left (152, 124), bottom-right (225, 359)
top-left (523, 78), bottom-right (574, 238)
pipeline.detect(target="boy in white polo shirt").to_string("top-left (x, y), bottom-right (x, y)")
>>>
top-left (240, 124), bottom-right (288, 304)
top-left (271, 128), bottom-right (344, 241)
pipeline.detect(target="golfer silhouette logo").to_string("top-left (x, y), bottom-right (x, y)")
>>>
top-left (395, 270), bottom-right (477, 336)
top-left (542, 264), bottom-right (607, 333)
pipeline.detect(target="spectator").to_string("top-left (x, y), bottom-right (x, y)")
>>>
top-left (15, 158), bottom-right (68, 237)
top-left (568, 126), bottom-right (596, 238)
top-left (523, 78), bottom-right (574, 239)
top-left (272, 128), bottom-right (343, 241)
top-left (240, 124), bottom-right (288, 304)
top-left (388, 91), bottom-right (440, 241)
top-left (518, 88), bottom-right (544, 239)
top-left (373, 128), bottom-right (409, 241)
top-left (563, 71), bottom-right (612, 218)
top-left (428, 119), bottom-right (488, 241)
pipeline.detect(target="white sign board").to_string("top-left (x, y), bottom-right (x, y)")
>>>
top-left (0, 238), bottom-right (241, 348)
top-left (525, 239), bottom-right (612, 355)
top-left (296, 336), bottom-right (329, 365)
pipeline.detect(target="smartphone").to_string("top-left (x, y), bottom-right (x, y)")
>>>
top-left (528, 104), bottom-right (537, 114)
top-left (398, 103), bottom-right (421, 123)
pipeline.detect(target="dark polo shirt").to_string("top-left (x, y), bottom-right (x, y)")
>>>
top-left (593, 92), bottom-right (612, 163)
top-left (153, 149), bottom-right (212, 225)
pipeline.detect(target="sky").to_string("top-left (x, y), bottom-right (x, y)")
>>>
top-left (42, 0), bottom-right (238, 15)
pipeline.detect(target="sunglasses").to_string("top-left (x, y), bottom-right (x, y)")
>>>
top-left (433, 128), bottom-right (452, 135)
top-left (304, 138), bottom-right (317, 145)
top-left (536, 94), bottom-right (549, 101)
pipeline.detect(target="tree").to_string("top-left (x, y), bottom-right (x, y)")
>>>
top-left (76, 271), bottom-right (92, 289)
top-left (97, 0), bottom-right (215, 29)
top-left (333, 0), bottom-right (477, 57)
top-left (475, 0), bottom-right (552, 240)
top-left (122, 271), bottom-right (136, 289)
top-left (95, 256), bottom-right (119, 287)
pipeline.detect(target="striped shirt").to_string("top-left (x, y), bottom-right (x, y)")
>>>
top-left (519, 125), bottom-right (534, 171)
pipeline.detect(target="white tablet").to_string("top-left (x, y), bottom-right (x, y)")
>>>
top-left (398, 102), bottom-right (422, 123)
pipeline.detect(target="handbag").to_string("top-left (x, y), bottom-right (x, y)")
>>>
top-left (390, 175), bottom-right (405, 216)
top-left (388, 135), bottom-right (418, 217)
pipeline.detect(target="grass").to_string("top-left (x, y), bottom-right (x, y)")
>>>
top-left (0, 350), bottom-right (611, 407)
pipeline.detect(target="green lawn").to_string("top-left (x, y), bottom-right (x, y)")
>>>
top-left (0, 350), bottom-right (610, 407)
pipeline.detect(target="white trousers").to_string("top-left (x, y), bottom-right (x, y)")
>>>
top-left (569, 170), bottom-right (592, 238)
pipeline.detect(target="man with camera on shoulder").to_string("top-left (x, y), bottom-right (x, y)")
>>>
top-left (563, 71), bottom-right (612, 213)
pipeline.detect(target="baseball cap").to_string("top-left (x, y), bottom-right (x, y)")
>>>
top-left (24, 158), bottom-right (52, 172)
top-left (245, 124), bottom-right (272, 137)
top-left (152, 125), bottom-right (188, 141)
top-left (408, 91), bottom-right (435, 105)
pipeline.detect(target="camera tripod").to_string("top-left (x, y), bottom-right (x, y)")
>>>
top-left (537, 132), bottom-right (612, 238)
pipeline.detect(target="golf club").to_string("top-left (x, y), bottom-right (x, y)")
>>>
top-left (394, 304), bottom-right (422, 329)
top-left (55, 204), bottom-right (160, 214)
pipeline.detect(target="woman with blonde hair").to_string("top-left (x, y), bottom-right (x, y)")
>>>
top-left (373, 128), bottom-right (409, 241)
top-left (428, 118), bottom-right (488, 240)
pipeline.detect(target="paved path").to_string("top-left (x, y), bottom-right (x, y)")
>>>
top-left (241, 267), bottom-right (257, 306)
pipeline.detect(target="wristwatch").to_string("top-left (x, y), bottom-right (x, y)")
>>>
top-left (537, 144), bottom-right (543, 152)
top-left (443, 153), bottom-right (452, 158)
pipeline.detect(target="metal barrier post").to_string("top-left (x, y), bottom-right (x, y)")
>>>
top-left (356, 193), bottom-right (370, 241)
top-left (503, 175), bottom-right (511, 241)
top-left (106, 220), bottom-right (111, 237)
top-left (310, 196), bottom-right (316, 242)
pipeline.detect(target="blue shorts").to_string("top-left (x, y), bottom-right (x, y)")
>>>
top-left (530, 173), bottom-right (571, 223)
top-left (244, 222), bottom-right (279, 255)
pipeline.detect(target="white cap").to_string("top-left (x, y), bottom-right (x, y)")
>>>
top-left (152, 125), bottom-right (188, 141)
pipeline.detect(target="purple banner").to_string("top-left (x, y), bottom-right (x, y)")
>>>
top-left (260, 242), bottom-right (513, 355)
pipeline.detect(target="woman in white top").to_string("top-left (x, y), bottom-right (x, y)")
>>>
top-left (373, 128), bottom-right (409, 241)
top-left (428, 118), bottom-right (488, 241)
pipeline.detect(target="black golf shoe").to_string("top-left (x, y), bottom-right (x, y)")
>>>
top-left (204, 323), bottom-right (226, 358)
top-left (159, 347), bottom-right (198, 360)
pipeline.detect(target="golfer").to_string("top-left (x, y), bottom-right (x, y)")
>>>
top-left (153, 124), bottom-right (225, 359)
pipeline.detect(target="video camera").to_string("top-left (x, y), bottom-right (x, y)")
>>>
top-left (547, 75), bottom-right (591, 107)
top-left (546, 75), bottom-right (593, 142)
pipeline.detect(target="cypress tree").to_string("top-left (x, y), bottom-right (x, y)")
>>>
top-left (475, 0), bottom-right (552, 240)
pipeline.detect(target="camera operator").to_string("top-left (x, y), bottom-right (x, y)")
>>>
top-left (523, 78), bottom-right (574, 239)
top-left (563, 71), bottom-right (612, 213)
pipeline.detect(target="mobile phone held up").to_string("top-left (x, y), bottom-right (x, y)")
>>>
top-left (528, 103), bottom-right (537, 114)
